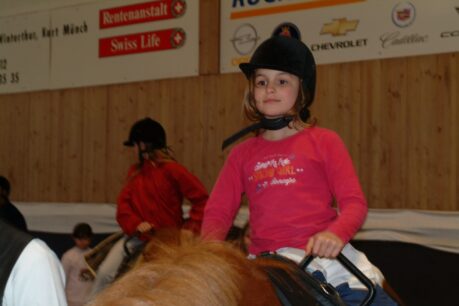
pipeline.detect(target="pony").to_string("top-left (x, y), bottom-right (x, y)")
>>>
top-left (87, 229), bottom-right (283, 306)
top-left (87, 228), bottom-right (403, 306)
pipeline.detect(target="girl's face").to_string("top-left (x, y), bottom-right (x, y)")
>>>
top-left (253, 69), bottom-right (300, 119)
top-left (74, 237), bottom-right (91, 250)
top-left (135, 142), bottom-right (150, 160)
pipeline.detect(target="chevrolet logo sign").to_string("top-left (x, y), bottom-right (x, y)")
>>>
top-left (321, 18), bottom-right (359, 36)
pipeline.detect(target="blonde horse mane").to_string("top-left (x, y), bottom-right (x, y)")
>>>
top-left (88, 229), bottom-right (281, 306)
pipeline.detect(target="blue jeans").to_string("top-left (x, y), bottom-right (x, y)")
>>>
top-left (312, 271), bottom-right (398, 306)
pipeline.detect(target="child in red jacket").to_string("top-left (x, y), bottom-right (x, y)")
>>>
top-left (90, 118), bottom-right (208, 296)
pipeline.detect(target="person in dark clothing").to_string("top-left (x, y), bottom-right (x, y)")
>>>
top-left (0, 176), bottom-right (27, 231)
top-left (0, 219), bottom-right (67, 305)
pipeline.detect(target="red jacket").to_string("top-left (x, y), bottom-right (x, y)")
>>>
top-left (116, 160), bottom-right (208, 237)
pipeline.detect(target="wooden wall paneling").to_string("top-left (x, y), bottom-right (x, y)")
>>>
top-left (200, 75), bottom-right (221, 189)
top-left (313, 63), bottom-right (358, 136)
top-left (136, 80), bottom-right (173, 121)
top-left (105, 84), bottom-right (140, 203)
top-left (379, 57), bottom-right (408, 209)
top-left (0, 93), bottom-right (30, 201)
top-left (135, 81), bottom-right (153, 117)
top-left (55, 89), bottom-right (84, 202)
top-left (312, 65), bottom-right (335, 129)
top-left (172, 76), bottom-right (205, 180)
top-left (205, 73), bottom-right (247, 189)
top-left (218, 73), bottom-right (247, 149)
top-left (338, 62), bottom-right (363, 165)
top-left (406, 55), bottom-right (448, 210)
top-left (40, 91), bottom-right (63, 202)
top-left (199, 0), bottom-right (219, 75)
top-left (0, 96), bottom-right (9, 187)
top-left (453, 53), bottom-right (458, 210)
top-left (171, 77), bottom-right (190, 160)
top-left (0, 95), bottom-right (14, 191)
top-left (0, 0), bottom-right (457, 214)
top-left (147, 80), bottom-right (169, 145)
top-left (81, 86), bottom-right (108, 202)
top-left (136, 79), bottom-right (166, 124)
top-left (179, 77), bottom-right (205, 178)
top-left (0, 97), bottom-right (7, 172)
top-left (155, 79), bottom-right (173, 129)
top-left (28, 91), bottom-right (57, 201)
top-left (313, 63), bottom-right (363, 182)
top-left (406, 57), bottom-right (429, 209)
top-left (156, 80), bottom-right (179, 160)
top-left (433, 53), bottom-right (457, 210)
top-left (159, 77), bottom-right (189, 169)
top-left (359, 60), bottom-right (382, 209)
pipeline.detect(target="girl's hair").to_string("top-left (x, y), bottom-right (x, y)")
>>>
top-left (72, 222), bottom-right (93, 239)
top-left (243, 73), bottom-right (314, 130)
top-left (145, 147), bottom-right (176, 164)
top-left (130, 147), bottom-right (176, 176)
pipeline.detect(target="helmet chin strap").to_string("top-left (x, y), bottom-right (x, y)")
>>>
top-left (221, 116), bottom-right (292, 150)
top-left (261, 116), bottom-right (293, 130)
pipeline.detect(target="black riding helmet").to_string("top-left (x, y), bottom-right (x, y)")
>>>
top-left (222, 35), bottom-right (316, 150)
top-left (239, 35), bottom-right (316, 110)
top-left (123, 117), bottom-right (166, 150)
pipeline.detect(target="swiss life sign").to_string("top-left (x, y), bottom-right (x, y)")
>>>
top-left (0, 0), bottom-right (199, 94)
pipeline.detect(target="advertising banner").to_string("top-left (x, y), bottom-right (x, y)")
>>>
top-left (0, 12), bottom-right (51, 92)
top-left (0, 0), bottom-right (198, 93)
top-left (221, 0), bottom-right (459, 73)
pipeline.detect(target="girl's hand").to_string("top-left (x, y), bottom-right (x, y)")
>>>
top-left (136, 222), bottom-right (153, 233)
top-left (305, 231), bottom-right (344, 259)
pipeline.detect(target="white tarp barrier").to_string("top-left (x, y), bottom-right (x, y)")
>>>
top-left (15, 201), bottom-right (459, 254)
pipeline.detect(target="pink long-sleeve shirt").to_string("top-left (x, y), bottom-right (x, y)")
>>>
top-left (202, 126), bottom-right (368, 255)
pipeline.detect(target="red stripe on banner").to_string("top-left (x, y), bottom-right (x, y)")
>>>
top-left (99, 0), bottom-right (187, 29)
top-left (99, 28), bottom-right (186, 58)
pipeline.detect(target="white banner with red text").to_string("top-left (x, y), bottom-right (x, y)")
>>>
top-left (0, 0), bottom-right (197, 94)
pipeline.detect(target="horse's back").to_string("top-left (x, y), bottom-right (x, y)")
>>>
top-left (88, 229), bottom-right (281, 306)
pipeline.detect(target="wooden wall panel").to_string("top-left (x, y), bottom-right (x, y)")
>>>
top-left (105, 84), bottom-right (140, 200)
top-left (401, 54), bottom-right (453, 210)
top-left (0, 1), bottom-right (457, 211)
top-left (454, 54), bottom-right (459, 210)
top-left (56, 89), bottom-right (84, 202)
top-left (0, 93), bottom-right (30, 201)
top-left (29, 91), bottom-right (56, 201)
top-left (82, 87), bottom-right (108, 202)
top-left (199, 0), bottom-right (219, 75)
top-left (0, 53), bottom-right (458, 210)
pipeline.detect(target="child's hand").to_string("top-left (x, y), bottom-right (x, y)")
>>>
top-left (305, 231), bottom-right (344, 259)
top-left (136, 222), bottom-right (153, 233)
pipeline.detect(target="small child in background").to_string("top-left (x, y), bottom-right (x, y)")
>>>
top-left (61, 223), bottom-right (94, 306)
